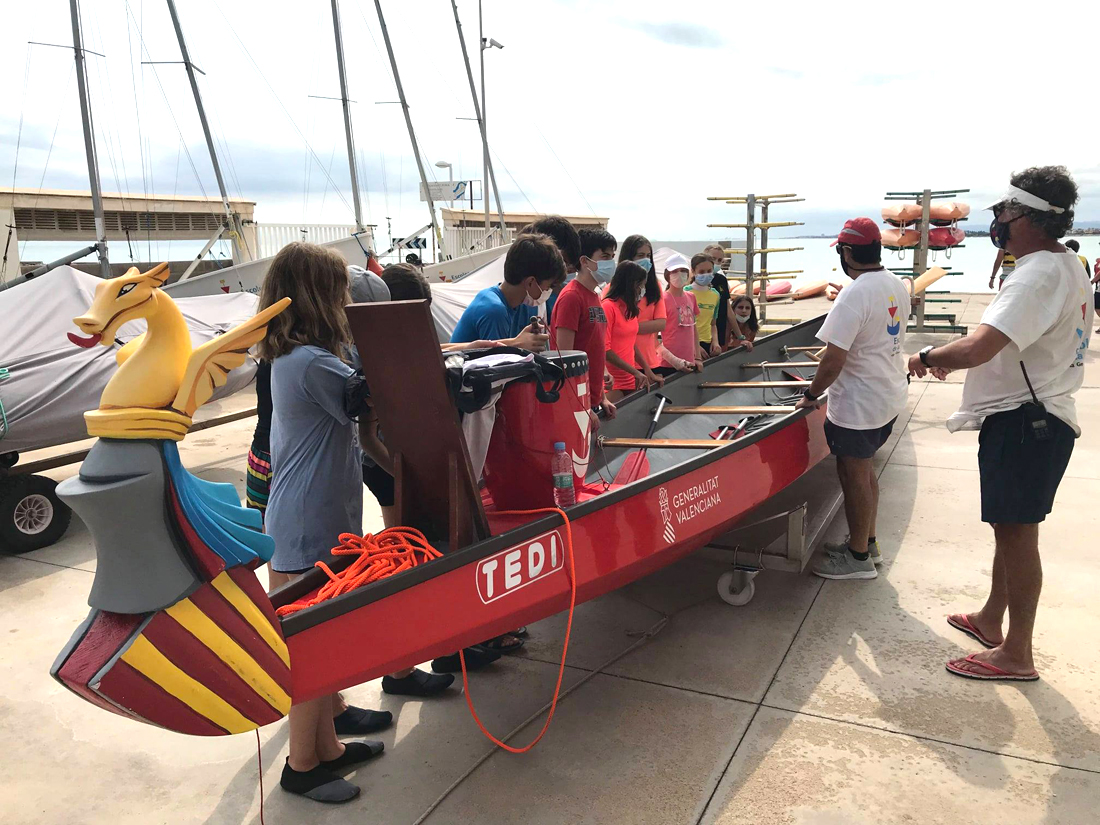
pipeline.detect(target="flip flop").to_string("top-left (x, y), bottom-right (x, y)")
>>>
top-left (946, 614), bottom-right (1002, 649)
top-left (946, 653), bottom-right (1039, 682)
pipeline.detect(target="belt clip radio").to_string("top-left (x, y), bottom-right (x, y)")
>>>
top-left (1020, 361), bottom-right (1052, 442)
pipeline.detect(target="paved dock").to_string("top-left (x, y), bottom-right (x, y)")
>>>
top-left (4, 293), bottom-right (1099, 824)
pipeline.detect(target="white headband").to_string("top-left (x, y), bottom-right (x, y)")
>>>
top-left (986, 184), bottom-right (1066, 214)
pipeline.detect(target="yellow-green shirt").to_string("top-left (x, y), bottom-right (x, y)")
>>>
top-left (687, 285), bottom-right (720, 344)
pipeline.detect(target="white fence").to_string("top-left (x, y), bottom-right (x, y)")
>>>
top-left (256, 223), bottom-right (372, 259)
top-left (444, 226), bottom-right (515, 258)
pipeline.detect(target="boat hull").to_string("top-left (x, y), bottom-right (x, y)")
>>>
top-left (282, 406), bottom-right (829, 702)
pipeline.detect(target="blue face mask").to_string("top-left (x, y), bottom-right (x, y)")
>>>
top-left (595, 259), bottom-right (616, 283)
top-left (694, 273), bottom-right (714, 287)
top-left (635, 257), bottom-right (653, 273)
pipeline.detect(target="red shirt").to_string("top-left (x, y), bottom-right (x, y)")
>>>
top-left (550, 279), bottom-right (607, 406)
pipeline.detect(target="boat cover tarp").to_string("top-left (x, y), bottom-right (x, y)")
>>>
top-left (0, 266), bottom-right (260, 456)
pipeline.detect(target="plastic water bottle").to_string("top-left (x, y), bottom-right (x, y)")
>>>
top-left (551, 441), bottom-right (576, 507)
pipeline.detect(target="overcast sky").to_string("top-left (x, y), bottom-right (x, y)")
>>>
top-left (3, 0), bottom-right (1099, 256)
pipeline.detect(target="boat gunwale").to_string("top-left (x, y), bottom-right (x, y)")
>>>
top-left (277, 313), bottom-right (826, 637)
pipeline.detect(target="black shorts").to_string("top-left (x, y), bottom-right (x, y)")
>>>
top-left (362, 461), bottom-right (395, 507)
top-left (654, 366), bottom-right (680, 378)
top-left (978, 406), bottom-right (1075, 524)
top-left (1093, 291), bottom-right (1100, 311)
top-left (824, 417), bottom-right (896, 460)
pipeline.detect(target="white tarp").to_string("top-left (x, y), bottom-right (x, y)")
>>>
top-left (0, 266), bottom-right (261, 455)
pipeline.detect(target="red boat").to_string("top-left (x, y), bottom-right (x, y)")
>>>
top-left (53, 296), bottom-right (828, 733)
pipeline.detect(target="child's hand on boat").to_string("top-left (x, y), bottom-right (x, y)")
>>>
top-left (742, 341), bottom-right (754, 352)
top-left (692, 359), bottom-right (704, 373)
top-left (642, 368), bottom-right (664, 389)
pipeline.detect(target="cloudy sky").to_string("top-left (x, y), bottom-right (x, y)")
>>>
top-left (2, 0), bottom-right (1099, 262)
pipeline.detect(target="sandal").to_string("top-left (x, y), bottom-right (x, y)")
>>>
top-left (946, 614), bottom-right (1001, 649)
top-left (477, 634), bottom-right (526, 654)
top-left (946, 653), bottom-right (1039, 682)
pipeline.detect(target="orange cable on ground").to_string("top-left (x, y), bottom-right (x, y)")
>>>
top-left (459, 507), bottom-right (576, 754)
top-left (274, 527), bottom-right (441, 617)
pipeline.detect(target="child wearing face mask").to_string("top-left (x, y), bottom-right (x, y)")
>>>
top-left (602, 261), bottom-right (664, 402)
top-left (656, 253), bottom-right (704, 376)
top-left (730, 295), bottom-right (759, 351)
top-left (450, 233), bottom-right (563, 351)
top-left (551, 228), bottom-right (618, 420)
top-left (687, 253), bottom-right (722, 358)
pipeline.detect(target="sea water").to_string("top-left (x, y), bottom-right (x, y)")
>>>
top-left (757, 235), bottom-right (1100, 294)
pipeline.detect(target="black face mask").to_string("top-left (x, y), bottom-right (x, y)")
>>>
top-left (989, 214), bottom-right (1023, 250)
top-left (836, 244), bottom-right (851, 277)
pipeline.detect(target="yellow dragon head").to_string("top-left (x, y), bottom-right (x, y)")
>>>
top-left (69, 263), bottom-right (172, 349)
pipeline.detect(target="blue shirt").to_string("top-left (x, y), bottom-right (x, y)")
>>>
top-left (450, 285), bottom-right (536, 343)
top-left (266, 345), bottom-right (363, 572)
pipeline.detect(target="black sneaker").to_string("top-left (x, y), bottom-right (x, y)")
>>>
top-left (280, 760), bottom-right (360, 803)
top-left (382, 668), bottom-right (455, 696)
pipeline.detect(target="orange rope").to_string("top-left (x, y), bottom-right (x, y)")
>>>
top-left (274, 527), bottom-right (441, 617)
top-left (459, 507), bottom-right (576, 753)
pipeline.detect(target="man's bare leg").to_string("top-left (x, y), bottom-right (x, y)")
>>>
top-left (837, 455), bottom-right (874, 553)
top-left (961, 533), bottom-right (1008, 646)
top-left (954, 523), bottom-right (1040, 675)
top-left (868, 467), bottom-right (880, 543)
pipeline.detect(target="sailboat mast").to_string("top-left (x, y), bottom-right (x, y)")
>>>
top-left (373, 0), bottom-right (448, 261)
top-left (330, 0), bottom-right (364, 233)
top-left (449, 0), bottom-right (506, 237)
top-left (164, 0), bottom-right (250, 261)
top-left (69, 0), bottom-right (110, 279)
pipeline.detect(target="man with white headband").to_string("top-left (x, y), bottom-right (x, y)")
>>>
top-left (908, 165), bottom-right (1087, 683)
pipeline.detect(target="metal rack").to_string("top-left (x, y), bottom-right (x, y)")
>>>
top-left (707, 193), bottom-right (805, 323)
top-left (883, 187), bottom-right (969, 334)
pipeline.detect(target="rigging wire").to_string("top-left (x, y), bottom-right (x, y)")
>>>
top-left (532, 122), bottom-right (596, 217)
top-left (490, 143), bottom-right (538, 214)
top-left (2, 50), bottom-right (32, 284)
top-left (19, 62), bottom-right (76, 259)
top-left (168, 137), bottom-right (181, 261)
top-left (208, 0), bottom-right (354, 215)
top-left (124, 0), bottom-right (152, 260)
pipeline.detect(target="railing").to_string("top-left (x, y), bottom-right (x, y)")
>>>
top-left (444, 226), bottom-right (515, 257)
top-left (256, 223), bottom-right (372, 259)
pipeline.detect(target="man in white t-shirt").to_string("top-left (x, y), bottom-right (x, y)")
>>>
top-left (908, 166), bottom-right (1085, 683)
top-left (795, 217), bottom-right (909, 581)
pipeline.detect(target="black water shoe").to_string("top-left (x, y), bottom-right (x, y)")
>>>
top-left (382, 668), bottom-right (455, 696)
top-left (333, 706), bottom-right (393, 735)
top-left (431, 646), bottom-right (501, 673)
top-left (280, 760), bottom-right (360, 803)
top-left (321, 740), bottom-right (385, 773)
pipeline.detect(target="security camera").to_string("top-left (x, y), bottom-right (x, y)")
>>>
top-left (488, 38), bottom-right (504, 49)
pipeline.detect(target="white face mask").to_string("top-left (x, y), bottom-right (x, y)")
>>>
top-left (523, 284), bottom-right (553, 307)
top-left (735, 312), bottom-right (751, 322)
top-left (669, 271), bottom-right (689, 289)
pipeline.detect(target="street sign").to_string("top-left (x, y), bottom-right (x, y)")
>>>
top-left (395, 235), bottom-right (428, 250)
top-left (420, 180), bottom-right (470, 202)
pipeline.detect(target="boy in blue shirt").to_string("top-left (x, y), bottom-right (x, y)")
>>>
top-left (450, 233), bottom-right (565, 350)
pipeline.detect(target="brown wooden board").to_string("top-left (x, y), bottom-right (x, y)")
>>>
top-left (346, 300), bottom-right (488, 546)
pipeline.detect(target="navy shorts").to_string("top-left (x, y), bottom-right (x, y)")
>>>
top-left (978, 406), bottom-right (1075, 524)
top-left (824, 417), bottom-right (897, 460)
top-left (1093, 291), bottom-right (1100, 311)
top-left (362, 461), bottom-right (395, 507)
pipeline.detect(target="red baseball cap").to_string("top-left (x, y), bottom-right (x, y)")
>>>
top-left (830, 217), bottom-right (881, 246)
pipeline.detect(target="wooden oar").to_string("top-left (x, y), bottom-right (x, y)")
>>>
top-left (743, 361), bottom-right (818, 369)
top-left (663, 405), bottom-right (796, 415)
top-left (601, 437), bottom-right (726, 450)
top-left (612, 392), bottom-right (670, 484)
top-left (700, 380), bottom-right (807, 388)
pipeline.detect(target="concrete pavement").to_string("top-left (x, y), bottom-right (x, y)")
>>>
top-left (4, 293), bottom-right (1100, 824)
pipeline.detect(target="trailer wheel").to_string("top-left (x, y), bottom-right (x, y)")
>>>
top-left (0, 475), bottom-right (73, 553)
top-left (717, 570), bottom-right (756, 606)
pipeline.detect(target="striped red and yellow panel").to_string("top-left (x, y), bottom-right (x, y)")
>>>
top-left (53, 568), bottom-right (292, 736)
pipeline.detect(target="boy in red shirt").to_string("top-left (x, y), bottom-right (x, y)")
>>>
top-left (551, 227), bottom-right (618, 422)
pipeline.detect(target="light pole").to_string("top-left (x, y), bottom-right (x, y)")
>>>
top-left (479, 0), bottom-right (503, 231)
top-left (434, 160), bottom-right (454, 204)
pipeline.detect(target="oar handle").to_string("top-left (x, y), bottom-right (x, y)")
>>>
top-left (645, 393), bottom-right (670, 439)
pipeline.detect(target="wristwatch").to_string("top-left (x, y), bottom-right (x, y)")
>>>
top-left (802, 387), bottom-right (818, 401)
top-left (918, 345), bottom-right (935, 367)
